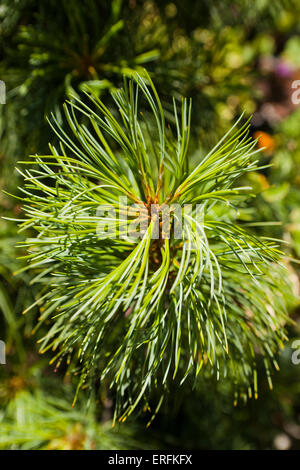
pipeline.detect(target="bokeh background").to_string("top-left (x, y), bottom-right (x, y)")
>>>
top-left (1, 0), bottom-right (300, 450)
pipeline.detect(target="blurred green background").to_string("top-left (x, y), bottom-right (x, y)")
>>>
top-left (1, 0), bottom-right (300, 450)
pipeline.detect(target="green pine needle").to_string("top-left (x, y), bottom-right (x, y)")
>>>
top-left (16, 70), bottom-right (292, 422)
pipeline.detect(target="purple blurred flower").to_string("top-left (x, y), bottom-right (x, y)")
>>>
top-left (275, 60), bottom-right (293, 78)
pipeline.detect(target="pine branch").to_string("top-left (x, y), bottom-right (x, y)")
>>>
top-left (16, 71), bottom-right (293, 423)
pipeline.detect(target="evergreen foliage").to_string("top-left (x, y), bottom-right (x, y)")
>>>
top-left (1, 0), bottom-right (300, 450)
top-left (14, 72), bottom-right (293, 422)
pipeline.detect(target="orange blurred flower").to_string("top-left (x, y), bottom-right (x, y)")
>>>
top-left (253, 131), bottom-right (276, 154)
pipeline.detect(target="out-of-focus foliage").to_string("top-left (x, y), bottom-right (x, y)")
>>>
top-left (149, 338), bottom-right (300, 450)
top-left (0, 0), bottom-right (159, 166)
top-left (0, 0), bottom-right (300, 451)
top-left (3, 0), bottom-right (300, 167)
top-left (0, 380), bottom-right (156, 450)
